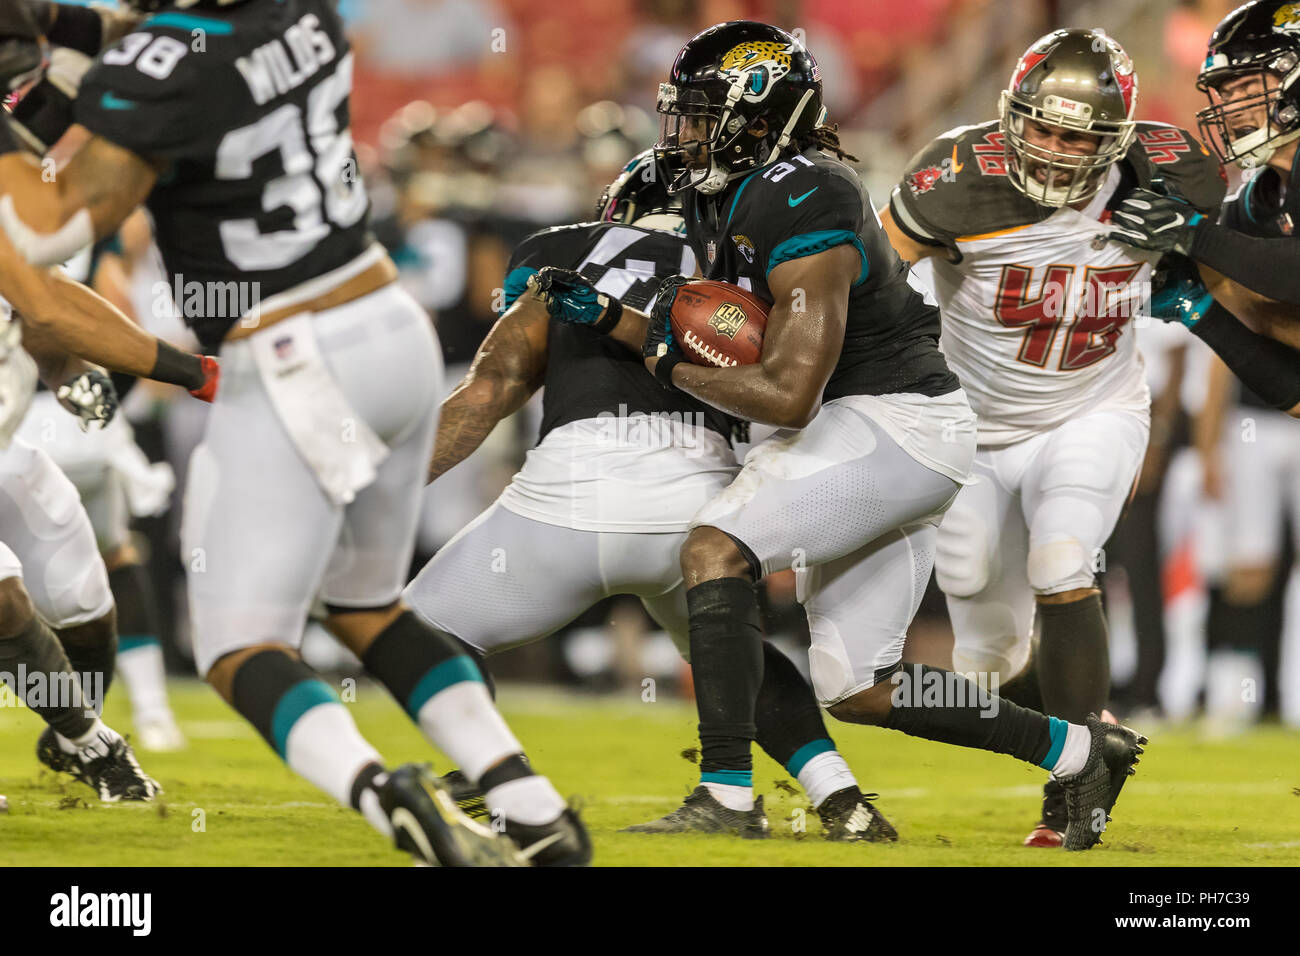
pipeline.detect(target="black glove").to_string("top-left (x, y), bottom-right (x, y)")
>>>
top-left (1108, 186), bottom-right (1207, 256)
top-left (527, 266), bottom-right (623, 333)
top-left (644, 275), bottom-right (689, 387)
top-left (0, 0), bottom-right (43, 92)
top-left (57, 368), bottom-right (117, 431)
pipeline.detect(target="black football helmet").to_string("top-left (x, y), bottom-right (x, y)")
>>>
top-left (655, 20), bottom-right (823, 195)
top-left (596, 149), bottom-right (679, 225)
top-left (1197, 1), bottom-right (1300, 167)
top-left (122, 0), bottom-right (252, 12)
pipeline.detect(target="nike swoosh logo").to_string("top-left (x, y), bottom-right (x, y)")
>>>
top-left (788, 188), bottom-right (818, 207)
top-left (519, 831), bottom-right (565, 861)
top-left (950, 144), bottom-right (964, 174)
top-left (390, 807), bottom-right (437, 863)
top-left (100, 92), bottom-right (137, 111)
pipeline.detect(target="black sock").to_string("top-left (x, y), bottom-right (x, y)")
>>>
top-left (361, 611), bottom-right (486, 720)
top-left (996, 653), bottom-right (1044, 713)
top-left (1208, 595), bottom-right (1275, 653)
top-left (229, 649), bottom-right (332, 757)
top-left (1037, 594), bottom-right (1109, 722)
top-left (755, 641), bottom-right (837, 773)
top-left (882, 663), bottom-right (1061, 768)
top-left (1, 615), bottom-right (96, 740)
top-left (108, 563), bottom-right (160, 644)
top-left (451, 634), bottom-right (495, 700)
top-left (688, 578), bottom-right (763, 780)
top-left (348, 760), bottom-right (387, 812)
top-left (56, 611), bottom-right (117, 713)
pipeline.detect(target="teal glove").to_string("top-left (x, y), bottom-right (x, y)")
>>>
top-left (527, 267), bottom-right (623, 333)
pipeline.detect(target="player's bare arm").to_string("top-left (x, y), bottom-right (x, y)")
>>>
top-left (649, 245), bottom-right (857, 428)
top-left (879, 205), bottom-right (944, 265)
top-left (0, 129), bottom-right (157, 265)
top-left (429, 295), bottom-right (550, 483)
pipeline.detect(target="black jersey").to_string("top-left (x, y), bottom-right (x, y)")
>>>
top-left (684, 148), bottom-right (959, 400)
top-left (75, 0), bottom-right (372, 350)
top-left (503, 221), bottom-right (734, 444)
top-left (1219, 160), bottom-right (1300, 410)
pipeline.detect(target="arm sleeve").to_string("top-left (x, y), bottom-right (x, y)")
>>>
top-left (1188, 222), bottom-right (1300, 306)
top-left (757, 170), bottom-right (870, 285)
top-left (1191, 301), bottom-right (1300, 410)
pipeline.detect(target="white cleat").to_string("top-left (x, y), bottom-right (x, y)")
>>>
top-left (136, 715), bottom-right (186, 752)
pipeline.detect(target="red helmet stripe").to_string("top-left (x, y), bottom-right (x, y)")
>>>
top-left (1011, 51), bottom-right (1047, 89)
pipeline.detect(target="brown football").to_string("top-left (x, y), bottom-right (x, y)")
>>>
top-left (669, 280), bottom-right (769, 368)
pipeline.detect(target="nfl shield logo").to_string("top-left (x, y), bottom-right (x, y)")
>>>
top-left (706, 240), bottom-right (717, 264)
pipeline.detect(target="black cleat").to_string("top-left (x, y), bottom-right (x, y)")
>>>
top-left (39, 726), bottom-right (161, 802)
top-left (504, 807), bottom-right (593, 866)
top-left (817, 787), bottom-right (899, 843)
top-left (437, 769), bottom-right (488, 820)
top-left (1023, 778), bottom-right (1066, 848)
top-left (621, 785), bottom-right (769, 838)
top-left (379, 764), bottom-right (525, 867)
top-left (1057, 713), bottom-right (1147, 851)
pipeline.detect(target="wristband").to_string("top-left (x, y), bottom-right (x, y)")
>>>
top-left (592, 297), bottom-right (623, 335)
top-left (149, 341), bottom-right (204, 391)
top-left (654, 351), bottom-right (684, 389)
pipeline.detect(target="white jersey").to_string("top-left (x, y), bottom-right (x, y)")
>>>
top-left (890, 119), bottom-right (1228, 447)
top-left (930, 169), bottom-right (1151, 444)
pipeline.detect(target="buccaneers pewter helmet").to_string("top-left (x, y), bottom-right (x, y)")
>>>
top-left (999, 28), bottom-right (1139, 207)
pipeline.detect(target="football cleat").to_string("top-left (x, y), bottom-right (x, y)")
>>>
top-left (1023, 778), bottom-right (1066, 847)
top-left (621, 785), bottom-right (769, 838)
top-left (817, 787), bottom-right (899, 843)
top-left (39, 726), bottom-right (161, 802)
top-left (436, 769), bottom-right (488, 820)
top-left (504, 807), bottom-right (593, 866)
top-left (1057, 713), bottom-right (1147, 851)
top-left (378, 764), bottom-right (525, 867)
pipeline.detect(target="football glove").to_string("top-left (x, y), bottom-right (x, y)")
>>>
top-left (57, 368), bottom-right (117, 431)
top-left (1149, 257), bottom-right (1214, 328)
top-left (644, 275), bottom-right (689, 387)
top-left (188, 355), bottom-right (219, 403)
top-left (527, 267), bottom-right (623, 333)
top-left (1109, 187), bottom-right (1206, 256)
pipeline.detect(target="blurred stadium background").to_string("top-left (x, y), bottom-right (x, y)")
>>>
top-left (53, 0), bottom-right (1297, 736)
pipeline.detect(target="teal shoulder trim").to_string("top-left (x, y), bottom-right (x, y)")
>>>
top-left (143, 12), bottom-right (235, 35)
top-left (767, 229), bottom-right (869, 286)
top-left (502, 266), bottom-right (539, 312)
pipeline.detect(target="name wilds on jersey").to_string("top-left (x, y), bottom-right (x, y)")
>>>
top-left (234, 13), bottom-right (336, 106)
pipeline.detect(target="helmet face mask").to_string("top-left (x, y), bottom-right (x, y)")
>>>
top-left (654, 21), bottom-right (822, 196)
top-left (999, 29), bottom-right (1138, 208)
top-left (596, 148), bottom-right (681, 226)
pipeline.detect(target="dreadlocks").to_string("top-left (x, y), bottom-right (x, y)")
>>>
top-left (796, 124), bottom-right (859, 163)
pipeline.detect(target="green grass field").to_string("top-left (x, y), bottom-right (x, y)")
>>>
top-left (1, 679), bottom-right (1298, 866)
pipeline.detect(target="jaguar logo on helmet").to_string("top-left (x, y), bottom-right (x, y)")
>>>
top-left (1275, 2), bottom-right (1300, 30)
top-left (720, 41), bottom-right (793, 102)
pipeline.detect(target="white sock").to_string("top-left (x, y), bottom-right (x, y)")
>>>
top-left (703, 781), bottom-right (753, 812)
top-left (797, 751), bottom-right (858, 809)
top-left (357, 776), bottom-right (393, 839)
top-left (1049, 722), bottom-right (1093, 779)
top-left (116, 641), bottom-right (172, 725)
top-left (415, 680), bottom-right (522, 782)
top-left (283, 702), bottom-right (385, 821)
top-left (57, 717), bottom-right (118, 759)
top-left (486, 775), bottom-right (566, 826)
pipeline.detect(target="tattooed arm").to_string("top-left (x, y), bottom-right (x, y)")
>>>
top-left (428, 295), bottom-right (550, 483)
